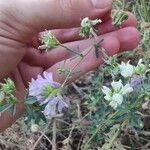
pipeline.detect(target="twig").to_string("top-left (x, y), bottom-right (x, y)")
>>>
top-left (42, 133), bottom-right (53, 146)
top-left (67, 124), bottom-right (76, 149)
top-left (77, 103), bottom-right (81, 119)
top-left (31, 132), bottom-right (45, 150)
top-left (52, 118), bottom-right (57, 150)
top-left (77, 134), bottom-right (85, 150)
top-left (72, 83), bottom-right (84, 98)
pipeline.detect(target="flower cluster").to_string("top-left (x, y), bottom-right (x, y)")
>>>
top-left (102, 80), bottom-right (133, 109)
top-left (119, 59), bottom-right (147, 78)
top-left (39, 31), bottom-right (60, 51)
top-left (1, 78), bottom-right (16, 94)
top-left (0, 78), bottom-right (18, 116)
top-left (102, 58), bottom-right (148, 109)
top-left (0, 78), bottom-right (16, 104)
top-left (80, 17), bottom-right (102, 37)
top-left (29, 71), bottom-right (68, 119)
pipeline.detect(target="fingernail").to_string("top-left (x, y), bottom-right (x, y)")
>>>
top-left (91, 0), bottom-right (111, 9)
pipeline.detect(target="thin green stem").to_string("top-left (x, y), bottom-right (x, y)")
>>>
top-left (60, 44), bottom-right (84, 58)
top-left (107, 125), bottom-right (121, 150)
top-left (107, 119), bottom-right (128, 150)
top-left (141, 0), bottom-right (150, 23)
top-left (61, 46), bottom-right (93, 88)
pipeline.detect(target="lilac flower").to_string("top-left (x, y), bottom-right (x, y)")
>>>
top-left (29, 71), bottom-right (60, 104)
top-left (130, 75), bottom-right (144, 89)
top-left (43, 96), bottom-right (68, 119)
top-left (29, 71), bottom-right (68, 119)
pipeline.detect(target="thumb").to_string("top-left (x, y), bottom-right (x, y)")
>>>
top-left (2, 0), bottom-right (113, 41)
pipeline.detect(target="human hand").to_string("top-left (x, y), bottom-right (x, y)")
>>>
top-left (0, 0), bottom-right (140, 131)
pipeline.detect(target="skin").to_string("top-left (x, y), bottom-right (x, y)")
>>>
top-left (0, 0), bottom-right (140, 132)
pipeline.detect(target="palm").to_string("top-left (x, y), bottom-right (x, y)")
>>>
top-left (0, 0), bottom-right (140, 131)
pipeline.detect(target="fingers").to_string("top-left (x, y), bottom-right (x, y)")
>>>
top-left (47, 36), bottom-right (120, 83)
top-left (31, 12), bottom-right (137, 47)
top-left (24, 26), bottom-right (140, 68)
top-left (47, 12), bottom-right (138, 43)
top-left (18, 62), bottom-right (43, 87)
top-left (0, 0), bottom-right (113, 79)
top-left (4, 0), bottom-right (113, 42)
top-left (103, 27), bottom-right (140, 50)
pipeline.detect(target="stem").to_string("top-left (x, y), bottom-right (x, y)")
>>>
top-left (52, 119), bottom-right (57, 150)
top-left (61, 46), bottom-right (93, 88)
top-left (141, 0), bottom-right (150, 23)
top-left (31, 132), bottom-right (45, 150)
top-left (107, 125), bottom-right (121, 150)
top-left (60, 44), bottom-right (84, 58)
top-left (107, 120), bottom-right (128, 150)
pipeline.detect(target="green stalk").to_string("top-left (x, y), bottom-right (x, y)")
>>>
top-left (61, 46), bottom-right (93, 88)
top-left (107, 125), bottom-right (121, 150)
top-left (60, 44), bottom-right (84, 58)
top-left (107, 120), bottom-right (128, 150)
top-left (141, 0), bottom-right (150, 23)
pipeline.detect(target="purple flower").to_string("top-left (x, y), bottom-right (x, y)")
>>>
top-left (29, 71), bottom-right (60, 104)
top-left (130, 75), bottom-right (144, 89)
top-left (43, 96), bottom-right (68, 119)
top-left (29, 71), bottom-right (68, 118)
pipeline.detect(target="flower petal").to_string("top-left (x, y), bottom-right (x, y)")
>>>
top-left (111, 80), bottom-right (123, 92)
top-left (102, 86), bottom-right (111, 95)
top-left (121, 84), bottom-right (133, 95)
top-left (43, 97), bottom-right (59, 119)
top-left (57, 96), bottom-right (68, 112)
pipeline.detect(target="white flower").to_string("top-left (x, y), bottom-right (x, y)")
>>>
top-left (111, 80), bottom-right (123, 92)
top-left (121, 84), bottom-right (133, 95)
top-left (102, 86), bottom-right (111, 95)
top-left (119, 61), bottom-right (134, 78)
top-left (81, 17), bottom-right (90, 27)
top-left (110, 93), bottom-right (123, 109)
top-left (104, 94), bottom-right (112, 101)
top-left (138, 59), bottom-right (143, 65)
top-left (81, 17), bottom-right (102, 27)
top-left (80, 17), bottom-right (102, 37)
top-left (102, 80), bottom-right (133, 109)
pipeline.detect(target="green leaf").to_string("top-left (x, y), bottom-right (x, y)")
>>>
top-left (0, 103), bottom-right (11, 113)
top-left (143, 83), bottom-right (150, 96)
top-left (12, 104), bottom-right (17, 116)
top-left (131, 114), bottom-right (144, 129)
top-left (25, 96), bottom-right (37, 105)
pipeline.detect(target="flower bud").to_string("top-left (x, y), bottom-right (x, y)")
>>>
top-left (80, 17), bottom-right (101, 37)
top-left (31, 124), bottom-right (39, 133)
top-left (1, 78), bottom-right (15, 94)
top-left (134, 59), bottom-right (147, 75)
top-left (39, 32), bottom-right (60, 51)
